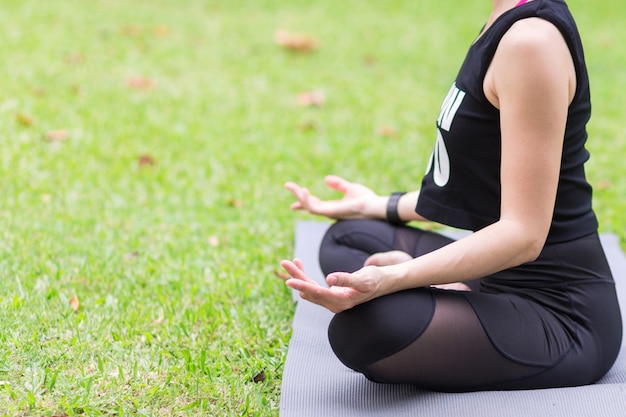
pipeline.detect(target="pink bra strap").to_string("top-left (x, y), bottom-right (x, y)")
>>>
top-left (515, 0), bottom-right (529, 6)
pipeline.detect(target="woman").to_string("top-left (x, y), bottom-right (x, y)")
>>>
top-left (280, 0), bottom-right (622, 392)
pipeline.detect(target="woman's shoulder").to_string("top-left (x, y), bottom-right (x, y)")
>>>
top-left (500, 17), bottom-right (568, 54)
top-left (494, 16), bottom-right (574, 83)
top-left (485, 16), bottom-right (575, 112)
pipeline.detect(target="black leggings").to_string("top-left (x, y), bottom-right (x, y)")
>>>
top-left (320, 220), bottom-right (622, 392)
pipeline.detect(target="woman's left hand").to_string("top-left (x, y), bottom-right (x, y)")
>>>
top-left (279, 259), bottom-right (384, 313)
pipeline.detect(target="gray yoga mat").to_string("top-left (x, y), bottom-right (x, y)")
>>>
top-left (280, 221), bottom-right (626, 417)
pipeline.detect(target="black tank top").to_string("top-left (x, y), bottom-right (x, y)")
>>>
top-left (415, 0), bottom-right (598, 244)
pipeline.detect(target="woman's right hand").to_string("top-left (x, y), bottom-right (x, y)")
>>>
top-left (285, 175), bottom-right (383, 220)
top-left (280, 258), bottom-right (385, 313)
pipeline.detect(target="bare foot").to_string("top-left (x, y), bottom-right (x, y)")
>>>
top-left (364, 250), bottom-right (412, 267)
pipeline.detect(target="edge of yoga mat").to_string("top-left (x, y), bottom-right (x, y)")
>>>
top-left (280, 221), bottom-right (626, 417)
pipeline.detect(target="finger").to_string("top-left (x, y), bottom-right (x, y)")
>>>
top-left (285, 182), bottom-right (305, 200)
top-left (280, 259), bottom-right (302, 278)
top-left (285, 182), bottom-right (310, 201)
top-left (290, 186), bottom-right (310, 205)
top-left (288, 280), bottom-right (350, 313)
top-left (284, 181), bottom-right (302, 192)
top-left (285, 277), bottom-right (319, 293)
top-left (326, 271), bottom-right (355, 287)
top-left (324, 175), bottom-right (350, 193)
top-left (285, 278), bottom-right (333, 306)
top-left (285, 183), bottom-right (314, 211)
top-left (280, 259), bottom-right (315, 283)
top-left (294, 258), bottom-right (305, 271)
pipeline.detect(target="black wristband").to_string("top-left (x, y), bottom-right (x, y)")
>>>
top-left (386, 192), bottom-right (407, 226)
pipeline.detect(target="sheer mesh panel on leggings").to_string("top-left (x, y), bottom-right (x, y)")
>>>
top-left (361, 290), bottom-right (541, 391)
top-left (394, 225), bottom-right (454, 257)
top-left (319, 220), bottom-right (455, 275)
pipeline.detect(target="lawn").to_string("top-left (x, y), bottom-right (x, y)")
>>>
top-left (0, 0), bottom-right (624, 415)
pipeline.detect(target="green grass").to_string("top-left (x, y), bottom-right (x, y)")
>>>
top-left (0, 0), bottom-right (624, 415)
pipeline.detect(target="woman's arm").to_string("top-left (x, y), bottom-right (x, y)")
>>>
top-left (282, 18), bottom-right (576, 313)
top-left (380, 18), bottom-right (575, 288)
top-left (285, 175), bottom-right (427, 222)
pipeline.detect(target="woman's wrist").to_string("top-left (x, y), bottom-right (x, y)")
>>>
top-left (377, 263), bottom-right (409, 296)
top-left (360, 195), bottom-right (389, 219)
top-left (386, 192), bottom-right (407, 225)
top-left (361, 190), bottom-right (423, 222)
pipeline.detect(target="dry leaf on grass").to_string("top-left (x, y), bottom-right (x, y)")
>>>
top-left (297, 91), bottom-right (325, 107)
top-left (138, 154), bottom-right (156, 167)
top-left (70, 84), bottom-right (82, 96)
top-left (45, 130), bottom-right (69, 142)
top-left (31, 86), bottom-right (47, 96)
top-left (121, 24), bottom-right (143, 37)
top-left (252, 371), bottom-right (267, 383)
top-left (153, 308), bottom-right (165, 325)
top-left (65, 53), bottom-right (84, 65)
top-left (69, 295), bottom-right (80, 313)
top-left (126, 76), bottom-right (155, 90)
top-left (596, 179), bottom-right (611, 190)
top-left (363, 55), bottom-right (378, 67)
top-left (274, 30), bottom-right (318, 52)
top-left (153, 25), bottom-right (170, 38)
top-left (16, 113), bottom-right (34, 127)
top-left (298, 120), bottom-right (320, 132)
top-left (226, 198), bottom-right (243, 208)
top-left (377, 126), bottom-right (398, 138)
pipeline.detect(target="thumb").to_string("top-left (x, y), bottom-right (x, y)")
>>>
top-left (326, 271), bottom-right (354, 287)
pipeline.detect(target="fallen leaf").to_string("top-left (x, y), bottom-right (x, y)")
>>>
top-left (45, 130), bottom-right (69, 142)
top-left (31, 86), bottom-right (47, 96)
top-left (126, 76), bottom-right (155, 90)
top-left (363, 55), bottom-right (378, 67)
top-left (596, 179), bottom-right (611, 190)
top-left (298, 120), bottom-right (319, 132)
top-left (69, 295), bottom-right (80, 313)
top-left (124, 252), bottom-right (139, 260)
top-left (121, 24), bottom-right (143, 37)
top-left (153, 25), bottom-right (170, 38)
top-left (274, 30), bottom-right (317, 52)
top-left (226, 198), bottom-right (243, 208)
top-left (377, 126), bottom-right (397, 138)
top-left (138, 154), bottom-right (156, 167)
top-left (16, 113), bottom-right (34, 127)
top-left (65, 53), bottom-right (84, 65)
top-left (69, 84), bottom-right (82, 95)
top-left (208, 236), bottom-right (220, 247)
top-left (252, 371), bottom-right (266, 383)
top-left (153, 308), bottom-right (165, 325)
top-left (297, 91), bottom-right (325, 107)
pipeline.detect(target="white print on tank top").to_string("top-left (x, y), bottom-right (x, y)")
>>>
top-left (425, 83), bottom-right (466, 187)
